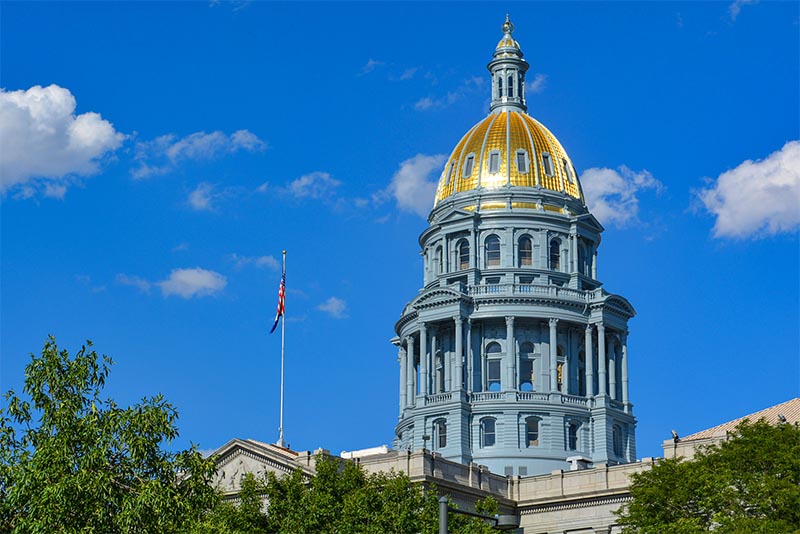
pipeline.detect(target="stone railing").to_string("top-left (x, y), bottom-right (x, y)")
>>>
top-left (560, 394), bottom-right (590, 406)
top-left (425, 392), bottom-right (453, 405)
top-left (516, 391), bottom-right (549, 402)
top-left (609, 399), bottom-right (625, 410)
top-left (467, 284), bottom-right (603, 303)
top-left (470, 391), bottom-right (504, 402)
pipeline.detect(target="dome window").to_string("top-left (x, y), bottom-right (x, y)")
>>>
top-left (507, 75), bottom-right (514, 98)
top-left (515, 149), bottom-right (529, 174)
top-left (458, 239), bottom-right (470, 270)
top-left (518, 236), bottom-right (533, 267)
top-left (497, 76), bottom-right (503, 98)
top-left (463, 153), bottom-right (476, 178)
top-left (542, 153), bottom-right (554, 177)
top-left (563, 158), bottom-right (574, 183)
top-left (446, 161), bottom-right (455, 185)
top-left (485, 235), bottom-right (501, 267)
top-left (488, 150), bottom-right (501, 174)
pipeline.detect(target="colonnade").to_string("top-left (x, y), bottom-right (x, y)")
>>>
top-left (397, 317), bottom-right (630, 413)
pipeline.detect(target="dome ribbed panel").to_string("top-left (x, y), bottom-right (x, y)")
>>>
top-left (508, 112), bottom-right (537, 188)
top-left (522, 115), bottom-right (582, 199)
top-left (435, 122), bottom-right (479, 203)
top-left (456, 115), bottom-right (494, 194)
top-left (480, 112), bottom-right (507, 190)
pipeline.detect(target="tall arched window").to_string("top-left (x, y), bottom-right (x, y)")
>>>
top-left (519, 342), bottom-right (535, 391)
top-left (507, 75), bottom-right (514, 98)
top-left (498, 76), bottom-right (503, 98)
top-left (518, 236), bottom-right (532, 267)
top-left (613, 425), bottom-right (623, 456)
top-left (486, 342), bottom-right (502, 391)
top-left (485, 235), bottom-right (501, 267)
top-left (481, 418), bottom-right (496, 447)
top-left (434, 419), bottom-right (447, 449)
top-left (568, 423), bottom-right (579, 451)
top-left (578, 244), bottom-right (587, 276)
top-left (549, 239), bottom-right (561, 271)
top-left (435, 246), bottom-right (443, 275)
top-left (525, 417), bottom-right (539, 447)
top-left (458, 239), bottom-right (470, 270)
top-left (557, 346), bottom-right (565, 392)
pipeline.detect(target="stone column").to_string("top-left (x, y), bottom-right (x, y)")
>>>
top-left (563, 329), bottom-right (570, 395)
top-left (597, 323), bottom-right (607, 396)
top-left (399, 346), bottom-right (407, 413)
top-left (505, 316), bottom-right (515, 390)
top-left (592, 249), bottom-right (598, 279)
top-left (405, 336), bottom-right (415, 406)
top-left (549, 318), bottom-right (559, 391)
top-left (585, 325), bottom-right (594, 397)
top-left (541, 321), bottom-right (550, 392)
top-left (608, 336), bottom-right (617, 401)
top-left (466, 319), bottom-right (473, 393)
top-left (419, 324), bottom-right (428, 397)
top-left (621, 331), bottom-right (629, 406)
top-left (454, 316), bottom-right (463, 390)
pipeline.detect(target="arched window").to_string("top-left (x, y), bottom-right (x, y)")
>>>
top-left (549, 239), bottom-right (561, 271)
top-left (542, 153), bottom-right (554, 176)
top-left (525, 417), bottom-right (539, 447)
top-left (485, 235), bottom-right (501, 267)
top-left (519, 342), bottom-right (535, 391)
top-left (578, 244), bottom-right (587, 276)
top-left (507, 75), bottom-right (514, 98)
top-left (498, 76), bottom-right (503, 98)
top-left (481, 418), bottom-right (496, 447)
top-left (486, 342), bottom-right (502, 391)
top-left (434, 419), bottom-right (447, 449)
top-left (516, 149), bottom-right (529, 173)
top-left (568, 423), bottom-right (579, 451)
top-left (458, 239), bottom-right (470, 270)
top-left (518, 236), bottom-right (532, 267)
top-left (613, 425), bottom-right (623, 456)
top-left (434, 246), bottom-right (443, 275)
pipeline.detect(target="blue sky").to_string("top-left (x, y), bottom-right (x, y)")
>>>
top-left (1, 1), bottom-right (798, 460)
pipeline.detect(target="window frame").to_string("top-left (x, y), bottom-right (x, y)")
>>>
top-left (549, 238), bottom-right (561, 271)
top-left (525, 417), bottom-right (539, 447)
top-left (485, 234), bottom-right (501, 268)
top-left (518, 236), bottom-right (533, 267)
top-left (542, 153), bottom-right (554, 177)
top-left (463, 153), bottom-right (476, 178)
top-left (481, 418), bottom-right (497, 448)
top-left (488, 150), bottom-right (501, 174)
top-left (458, 239), bottom-right (470, 270)
top-left (516, 150), bottom-right (529, 174)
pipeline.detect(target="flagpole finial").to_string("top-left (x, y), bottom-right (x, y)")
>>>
top-left (282, 250), bottom-right (286, 254)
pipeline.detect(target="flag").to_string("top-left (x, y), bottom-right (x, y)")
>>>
top-left (270, 268), bottom-right (285, 334)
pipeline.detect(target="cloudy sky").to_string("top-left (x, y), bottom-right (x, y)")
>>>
top-left (1, 1), bottom-right (798, 459)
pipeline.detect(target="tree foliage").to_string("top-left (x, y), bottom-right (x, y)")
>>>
top-left (199, 455), bottom-right (500, 534)
top-left (616, 419), bottom-right (800, 533)
top-left (0, 337), bottom-right (218, 533)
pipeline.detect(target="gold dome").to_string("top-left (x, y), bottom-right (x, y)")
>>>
top-left (434, 110), bottom-right (583, 206)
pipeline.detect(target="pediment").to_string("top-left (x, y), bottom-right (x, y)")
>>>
top-left (211, 438), bottom-right (310, 494)
top-left (411, 287), bottom-right (468, 309)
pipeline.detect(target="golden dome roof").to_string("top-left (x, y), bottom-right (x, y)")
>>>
top-left (433, 110), bottom-right (583, 207)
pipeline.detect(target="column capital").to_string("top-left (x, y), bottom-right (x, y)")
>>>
top-left (585, 324), bottom-right (594, 333)
top-left (505, 316), bottom-right (515, 327)
top-left (549, 318), bottom-right (559, 327)
top-left (419, 322), bottom-right (428, 331)
top-left (405, 335), bottom-right (415, 345)
top-left (597, 323), bottom-right (605, 333)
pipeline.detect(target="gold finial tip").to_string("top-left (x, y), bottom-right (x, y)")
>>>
top-left (502, 15), bottom-right (514, 35)
top-left (282, 250), bottom-right (286, 254)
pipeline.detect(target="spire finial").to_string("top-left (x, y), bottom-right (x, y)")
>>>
top-left (502, 14), bottom-right (514, 35)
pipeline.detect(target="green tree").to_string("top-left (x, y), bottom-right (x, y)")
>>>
top-left (0, 337), bottom-right (218, 533)
top-left (616, 419), bottom-right (800, 534)
top-left (203, 454), bottom-right (501, 534)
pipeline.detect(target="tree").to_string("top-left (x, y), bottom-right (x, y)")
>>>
top-left (199, 454), bottom-right (500, 534)
top-left (0, 337), bottom-right (218, 533)
top-left (616, 419), bottom-right (800, 533)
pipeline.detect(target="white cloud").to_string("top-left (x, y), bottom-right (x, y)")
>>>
top-left (187, 182), bottom-right (217, 211)
top-left (317, 297), bottom-right (348, 319)
top-left (0, 84), bottom-right (125, 196)
top-left (389, 154), bottom-right (447, 218)
top-left (697, 141), bottom-right (800, 239)
top-left (159, 268), bottom-right (227, 298)
top-left (526, 73), bottom-right (548, 94)
top-left (580, 166), bottom-right (664, 227)
top-left (286, 171), bottom-right (341, 199)
top-left (414, 97), bottom-right (435, 111)
top-left (414, 77), bottom-right (484, 111)
top-left (728, 0), bottom-right (757, 21)
top-left (360, 58), bottom-right (384, 75)
top-left (230, 253), bottom-right (280, 270)
top-left (116, 273), bottom-right (153, 293)
top-left (132, 129), bottom-right (266, 179)
top-left (399, 67), bottom-right (419, 80)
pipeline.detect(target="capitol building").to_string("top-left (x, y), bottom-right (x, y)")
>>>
top-left (210, 17), bottom-right (797, 533)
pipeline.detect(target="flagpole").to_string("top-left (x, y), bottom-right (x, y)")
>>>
top-left (277, 250), bottom-right (287, 448)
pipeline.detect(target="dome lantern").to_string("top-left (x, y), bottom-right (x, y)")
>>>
top-left (489, 15), bottom-right (529, 113)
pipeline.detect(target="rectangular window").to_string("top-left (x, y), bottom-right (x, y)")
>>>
top-left (488, 151), bottom-right (500, 173)
top-left (482, 419), bottom-right (496, 447)
top-left (516, 151), bottom-right (528, 173)
top-left (446, 162), bottom-right (455, 184)
top-left (520, 360), bottom-right (533, 388)
top-left (487, 360), bottom-right (501, 390)
top-left (463, 154), bottom-right (475, 177)
top-left (568, 424), bottom-right (578, 451)
top-left (542, 153), bottom-right (554, 176)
